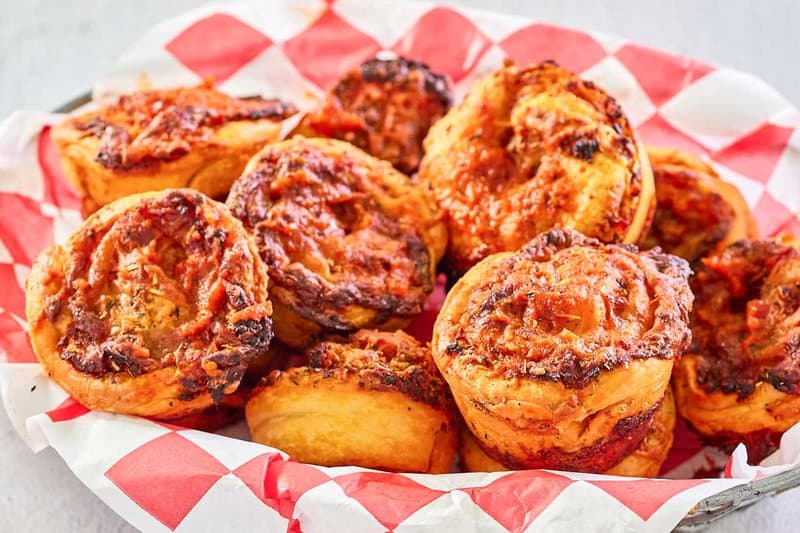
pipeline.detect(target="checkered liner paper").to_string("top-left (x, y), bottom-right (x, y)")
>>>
top-left (1, 0), bottom-right (800, 531)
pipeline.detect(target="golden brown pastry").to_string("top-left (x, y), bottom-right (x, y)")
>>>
top-left (642, 147), bottom-right (757, 262)
top-left (419, 60), bottom-right (654, 276)
top-left (227, 136), bottom-right (446, 348)
top-left (52, 81), bottom-right (297, 215)
top-left (246, 330), bottom-right (458, 473)
top-left (295, 56), bottom-right (452, 174)
top-left (432, 228), bottom-right (692, 472)
top-left (460, 388), bottom-right (677, 477)
top-left (25, 189), bottom-right (273, 419)
top-left (673, 236), bottom-right (800, 463)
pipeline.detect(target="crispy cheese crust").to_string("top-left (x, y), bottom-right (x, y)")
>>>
top-left (296, 57), bottom-right (452, 174)
top-left (419, 61), bottom-right (654, 275)
top-left (52, 82), bottom-right (297, 214)
top-left (25, 189), bottom-right (273, 419)
top-left (674, 237), bottom-right (800, 462)
top-left (642, 147), bottom-right (757, 262)
top-left (433, 228), bottom-right (692, 472)
top-left (227, 136), bottom-right (447, 348)
top-left (246, 330), bottom-right (458, 473)
top-left (460, 389), bottom-right (677, 477)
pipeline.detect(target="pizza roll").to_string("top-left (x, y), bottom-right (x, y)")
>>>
top-left (433, 228), bottom-right (691, 472)
top-left (295, 56), bottom-right (452, 174)
top-left (460, 388), bottom-right (677, 477)
top-left (419, 61), bottom-right (654, 276)
top-left (674, 236), bottom-right (800, 462)
top-left (642, 147), bottom-right (757, 262)
top-left (52, 81), bottom-right (296, 214)
top-left (227, 136), bottom-right (446, 348)
top-left (26, 189), bottom-right (273, 419)
top-left (246, 330), bottom-right (458, 473)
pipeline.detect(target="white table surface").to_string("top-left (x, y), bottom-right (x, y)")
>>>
top-left (1, 1), bottom-right (799, 531)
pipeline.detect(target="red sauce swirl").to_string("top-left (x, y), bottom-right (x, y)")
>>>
top-left (44, 190), bottom-right (273, 401)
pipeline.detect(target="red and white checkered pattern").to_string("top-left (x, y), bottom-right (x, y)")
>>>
top-left (1, 0), bottom-right (799, 531)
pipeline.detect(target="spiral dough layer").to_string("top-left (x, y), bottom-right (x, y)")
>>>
top-left (419, 61), bottom-right (654, 275)
top-left (674, 237), bottom-right (800, 462)
top-left (227, 136), bottom-right (446, 348)
top-left (433, 228), bottom-right (692, 472)
top-left (26, 189), bottom-right (273, 419)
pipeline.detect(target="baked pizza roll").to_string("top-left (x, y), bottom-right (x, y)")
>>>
top-left (642, 147), bottom-right (757, 262)
top-left (419, 60), bottom-right (655, 276)
top-left (52, 81), bottom-right (297, 215)
top-left (246, 330), bottom-right (458, 473)
top-left (295, 56), bottom-right (452, 174)
top-left (461, 389), bottom-right (677, 477)
top-left (673, 237), bottom-right (800, 463)
top-left (432, 228), bottom-right (692, 472)
top-left (26, 189), bottom-right (273, 419)
top-left (227, 136), bottom-right (446, 348)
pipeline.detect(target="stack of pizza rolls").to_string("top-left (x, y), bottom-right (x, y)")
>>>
top-left (432, 228), bottom-right (692, 476)
top-left (673, 236), bottom-right (800, 462)
top-left (28, 54), bottom-right (798, 474)
top-left (642, 148), bottom-right (798, 462)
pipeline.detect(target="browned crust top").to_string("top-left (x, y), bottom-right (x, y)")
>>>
top-left (439, 228), bottom-right (693, 388)
top-left (226, 137), bottom-right (434, 332)
top-left (299, 56), bottom-right (452, 174)
top-left (354, 57), bottom-right (452, 107)
top-left (35, 190), bottom-right (273, 402)
top-left (65, 81), bottom-right (296, 171)
top-left (691, 238), bottom-right (800, 398)
top-left (420, 60), bottom-right (645, 274)
top-left (264, 330), bottom-right (456, 411)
